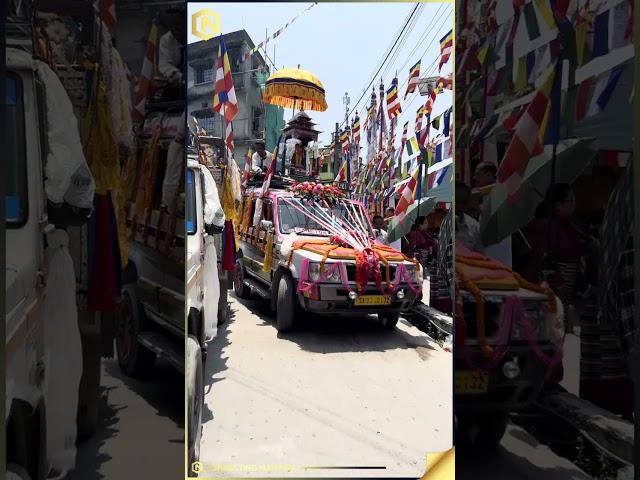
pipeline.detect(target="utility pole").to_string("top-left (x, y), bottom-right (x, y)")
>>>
top-left (333, 122), bottom-right (340, 180)
top-left (343, 91), bottom-right (350, 127)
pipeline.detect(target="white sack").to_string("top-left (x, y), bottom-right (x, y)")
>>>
top-left (202, 235), bottom-right (220, 341)
top-left (43, 230), bottom-right (82, 474)
top-left (199, 165), bottom-right (225, 228)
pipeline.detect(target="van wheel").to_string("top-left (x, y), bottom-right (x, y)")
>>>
top-left (7, 463), bottom-right (31, 480)
top-left (218, 278), bottom-right (228, 325)
top-left (187, 336), bottom-right (203, 469)
top-left (276, 274), bottom-right (296, 332)
top-left (233, 259), bottom-right (250, 299)
top-left (116, 284), bottom-right (156, 377)
top-left (378, 312), bottom-right (400, 329)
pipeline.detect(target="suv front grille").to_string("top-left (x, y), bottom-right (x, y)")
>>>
top-left (344, 264), bottom-right (398, 282)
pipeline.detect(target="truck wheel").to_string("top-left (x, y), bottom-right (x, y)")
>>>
top-left (457, 413), bottom-right (508, 452)
top-left (6, 464), bottom-right (31, 480)
top-left (116, 284), bottom-right (156, 377)
top-left (276, 274), bottom-right (296, 332)
top-left (187, 336), bottom-right (203, 469)
top-left (233, 259), bottom-right (250, 299)
top-left (378, 312), bottom-right (400, 329)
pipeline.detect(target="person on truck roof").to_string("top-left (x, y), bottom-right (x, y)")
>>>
top-left (159, 8), bottom-right (185, 83)
top-left (251, 141), bottom-right (272, 173)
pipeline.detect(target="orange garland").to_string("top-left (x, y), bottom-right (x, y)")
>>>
top-left (456, 251), bottom-right (558, 359)
top-left (285, 239), bottom-right (420, 291)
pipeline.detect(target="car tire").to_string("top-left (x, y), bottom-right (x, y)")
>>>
top-left (187, 335), bottom-right (203, 470)
top-left (115, 284), bottom-right (156, 377)
top-left (378, 312), bottom-right (400, 329)
top-left (456, 413), bottom-right (508, 453)
top-left (233, 259), bottom-right (250, 299)
top-left (6, 464), bottom-right (31, 480)
top-left (276, 274), bottom-right (296, 332)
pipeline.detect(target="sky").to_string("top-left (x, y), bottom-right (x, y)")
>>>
top-left (187, 2), bottom-right (452, 150)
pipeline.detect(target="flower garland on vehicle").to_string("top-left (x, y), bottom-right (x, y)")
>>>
top-left (455, 245), bottom-right (561, 371)
top-left (291, 182), bottom-right (344, 204)
top-left (281, 196), bottom-right (423, 294)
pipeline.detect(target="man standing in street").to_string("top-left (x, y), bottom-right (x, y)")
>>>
top-left (455, 182), bottom-right (483, 253)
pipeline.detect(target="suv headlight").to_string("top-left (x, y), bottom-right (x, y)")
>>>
top-left (511, 304), bottom-right (550, 342)
top-left (308, 263), bottom-right (321, 281)
top-left (405, 264), bottom-right (422, 284)
top-left (308, 262), bottom-right (341, 283)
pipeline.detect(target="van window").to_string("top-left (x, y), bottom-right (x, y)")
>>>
top-left (186, 169), bottom-right (197, 235)
top-left (6, 74), bottom-right (28, 227)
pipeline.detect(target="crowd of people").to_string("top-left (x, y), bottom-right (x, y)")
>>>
top-left (454, 159), bottom-right (634, 420)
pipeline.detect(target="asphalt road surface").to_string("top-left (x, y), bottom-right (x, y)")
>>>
top-left (457, 423), bottom-right (592, 479)
top-left (69, 358), bottom-right (184, 480)
top-left (197, 294), bottom-right (453, 478)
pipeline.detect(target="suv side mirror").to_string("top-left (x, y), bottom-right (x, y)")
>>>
top-left (260, 219), bottom-right (274, 232)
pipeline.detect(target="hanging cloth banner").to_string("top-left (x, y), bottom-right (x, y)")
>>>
top-left (240, 3), bottom-right (318, 63)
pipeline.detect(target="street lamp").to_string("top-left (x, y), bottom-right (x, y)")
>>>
top-left (343, 91), bottom-right (350, 126)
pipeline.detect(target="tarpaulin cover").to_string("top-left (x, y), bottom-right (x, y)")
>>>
top-left (202, 235), bottom-right (220, 341)
top-left (43, 230), bottom-right (83, 473)
top-left (7, 48), bottom-right (95, 208)
top-left (200, 165), bottom-right (225, 229)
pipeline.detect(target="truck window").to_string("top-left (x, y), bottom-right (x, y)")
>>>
top-left (6, 73), bottom-right (28, 227)
top-left (186, 169), bottom-right (197, 235)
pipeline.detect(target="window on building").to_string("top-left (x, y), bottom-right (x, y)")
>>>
top-left (194, 109), bottom-right (220, 136)
top-left (252, 107), bottom-right (262, 134)
top-left (195, 66), bottom-right (214, 84)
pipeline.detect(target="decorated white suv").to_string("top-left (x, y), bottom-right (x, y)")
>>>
top-left (233, 181), bottom-right (423, 331)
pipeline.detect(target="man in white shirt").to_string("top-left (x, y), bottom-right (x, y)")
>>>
top-left (455, 182), bottom-right (484, 253)
top-left (383, 207), bottom-right (402, 251)
top-left (251, 141), bottom-right (272, 173)
top-left (158, 8), bottom-right (184, 83)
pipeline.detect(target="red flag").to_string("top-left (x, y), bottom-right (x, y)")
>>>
top-left (497, 67), bottom-right (555, 202)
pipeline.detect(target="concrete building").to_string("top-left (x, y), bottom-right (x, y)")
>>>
top-left (187, 30), bottom-right (272, 165)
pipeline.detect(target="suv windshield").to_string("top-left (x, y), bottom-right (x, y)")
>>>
top-left (6, 73), bottom-right (28, 227)
top-left (277, 198), bottom-right (374, 237)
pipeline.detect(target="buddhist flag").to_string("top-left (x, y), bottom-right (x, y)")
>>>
top-left (213, 35), bottom-right (239, 122)
top-left (335, 159), bottom-right (347, 182)
top-left (497, 66), bottom-right (556, 202)
top-left (405, 135), bottom-right (420, 158)
top-left (415, 106), bottom-right (424, 135)
top-left (386, 79), bottom-right (402, 119)
top-left (435, 74), bottom-right (452, 93)
top-left (394, 166), bottom-right (420, 223)
top-left (438, 29), bottom-right (453, 71)
top-left (133, 22), bottom-right (158, 124)
top-left (405, 60), bottom-right (421, 99)
top-left (353, 113), bottom-right (361, 145)
top-left (341, 128), bottom-right (350, 154)
top-left (423, 90), bottom-right (437, 116)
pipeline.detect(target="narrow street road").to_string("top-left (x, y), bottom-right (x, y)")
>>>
top-left (70, 359), bottom-right (184, 480)
top-left (198, 294), bottom-right (452, 478)
top-left (457, 423), bottom-right (592, 480)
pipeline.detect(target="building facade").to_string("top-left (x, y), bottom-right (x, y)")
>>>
top-left (187, 30), bottom-right (270, 165)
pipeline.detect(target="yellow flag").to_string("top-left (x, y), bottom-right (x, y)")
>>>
top-left (534, 0), bottom-right (555, 29)
top-left (515, 57), bottom-right (528, 92)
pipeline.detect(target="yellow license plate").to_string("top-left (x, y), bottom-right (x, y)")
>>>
top-left (354, 295), bottom-right (391, 306)
top-left (455, 371), bottom-right (489, 394)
